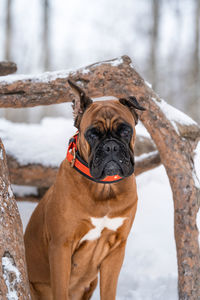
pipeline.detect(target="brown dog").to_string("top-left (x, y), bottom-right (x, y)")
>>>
top-left (24, 80), bottom-right (145, 300)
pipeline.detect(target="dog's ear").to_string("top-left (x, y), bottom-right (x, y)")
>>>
top-left (119, 96), bottom-right (146, 125)
top-left (68, 79), bottom-right (93, 128)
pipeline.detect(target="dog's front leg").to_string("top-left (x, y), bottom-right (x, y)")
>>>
top-left (100, 241), bottom-right (126, 300)
top-left (49, 242), bottom-right (71, 300)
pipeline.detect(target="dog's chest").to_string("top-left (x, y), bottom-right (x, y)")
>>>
top-left (70, 215), bottom-right (128, 288)
top-left (79, 216), bottom-right (126, 244)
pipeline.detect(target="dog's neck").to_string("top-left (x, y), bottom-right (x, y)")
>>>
top-left (65, 158), bottom-right (136, 202)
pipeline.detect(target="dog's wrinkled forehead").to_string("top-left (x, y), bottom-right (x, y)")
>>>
top-left (67, 79), bottom-right (145, 129)
top-left (80, 101), bottom-right (135, 132)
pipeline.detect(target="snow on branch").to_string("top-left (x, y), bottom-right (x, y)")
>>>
top-left (152, 97), bottom-right (199, 139)
top-left (2, 252), bottom-right (21, 300)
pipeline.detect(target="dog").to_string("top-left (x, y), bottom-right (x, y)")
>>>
top-left (24, 79), bottom-right (145, 300)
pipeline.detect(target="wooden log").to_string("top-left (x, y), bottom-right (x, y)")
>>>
top-left (15, 195), bottom-right (41, 203)
top-left (134, 135), bottom-right (156, 156)
top-left (0, 61), bottom-right (17, 76)
top-left (0, 139), bottom-right (30, 298)
top-left (135, 151), bottom-right (161, 176)
top-left (7, 155), bottom-right (57, 188)
top-left (1, 55), bottom-right (200, 298)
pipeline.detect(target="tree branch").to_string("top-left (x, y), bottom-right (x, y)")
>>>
top-left (0, 61), bottom-right (17, 76)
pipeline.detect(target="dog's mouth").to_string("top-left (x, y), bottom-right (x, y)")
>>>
top-left (90, 160), bottom-right (122, 180)
top-left (102, 161), bottom-right (122, 177)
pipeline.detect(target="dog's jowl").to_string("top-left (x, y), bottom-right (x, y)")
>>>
top-left (24, 80), bottom-right (145, 300)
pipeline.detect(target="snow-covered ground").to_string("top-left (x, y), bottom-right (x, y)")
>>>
top-left (1, 115), bottom-right (197, 300)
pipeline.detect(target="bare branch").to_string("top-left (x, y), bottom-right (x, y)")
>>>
top-left (0, 61), bottom-right (17, 76)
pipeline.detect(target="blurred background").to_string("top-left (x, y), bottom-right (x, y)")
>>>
top-left (0, 0), bottom-right (199, 123)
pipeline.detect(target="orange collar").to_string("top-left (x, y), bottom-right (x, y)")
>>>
top-left (66, 132), bottom-right (124, 184)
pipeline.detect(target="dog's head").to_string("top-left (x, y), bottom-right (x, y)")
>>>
top-left (68, 80), bottom-right (145, 180)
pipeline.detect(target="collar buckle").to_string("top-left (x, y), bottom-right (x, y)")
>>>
top-left (70, 147), bottom-right (76, 168)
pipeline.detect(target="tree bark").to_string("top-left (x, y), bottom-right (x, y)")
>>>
top-left (0, 62), bottom-right (17, 76)
top-left (0, 139), bottom-right (30, 299)
top-left (0, 55), bottom-right (199, 298)
top-left (7, 155), bottom-right (58, 188)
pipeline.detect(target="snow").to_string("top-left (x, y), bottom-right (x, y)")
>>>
top-left (90, 57), bottom-right (124, 68)
top-left (152, 97), bottom-right (197, 134)
top-left (8, 185), bottom-right (14, 198)
top-left (92, 96), bottom-right (118, 101)
top-left (0, 148), bottom-right (3, 160)
top-left (193, 141), bottom-right (200, 189)
top-left (0, 69), bottom-right (73, 85)
top-left (12, 185), bottom-right (38, 197)
top-left (2, 255), bottom-right (21, 300)
top-left (0, 62), bottom-right (100, 85)
top-left (80, 68), bottom-right (90, 74)
top-left (0, 57), bottom-right (123, 85)
top-left (145, 81), bottom-right (152, 88)
top-left (136, 121), bottom-right (151, 139)
top-left (17, 166), bottom-right (179, 300)
top-left (0, 118), bottom-right (75, 167)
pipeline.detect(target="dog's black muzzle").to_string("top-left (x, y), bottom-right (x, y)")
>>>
top-left (89, 138), bottom-right (135, 180)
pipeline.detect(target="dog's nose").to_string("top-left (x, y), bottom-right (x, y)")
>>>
top-left (103, 141), bottom-right (119, 154)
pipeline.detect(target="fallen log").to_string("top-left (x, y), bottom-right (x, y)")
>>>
top-left (0, 139), bottom-right (30, 298)
top-left (7, 155), bottom-right (57, 188)
top-left (0, 61), bottom-right (17, 76)
top-left (15, 195), bottom-right (41, 203)
top-left (135, 151), bottom-right (161, 176)
top-left (1, 56), bottom-right (200, 299)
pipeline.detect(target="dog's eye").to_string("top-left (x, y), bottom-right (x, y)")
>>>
top-left (85, 128), bottom-right (100, 145)
top-left (120, 129), bottom-right (130, 138)
top-left (118, 125), bottom-right (132, 141)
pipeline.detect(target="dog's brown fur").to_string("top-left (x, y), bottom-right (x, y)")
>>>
top-left (24, 100), bottom-right (138, 300)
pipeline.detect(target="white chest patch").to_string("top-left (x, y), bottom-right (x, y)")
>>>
top-left (80, 216), bottom-right (126, 244)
